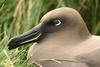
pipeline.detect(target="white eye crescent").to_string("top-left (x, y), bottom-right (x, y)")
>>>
top-left (55, 20), bottom-right (62, 26)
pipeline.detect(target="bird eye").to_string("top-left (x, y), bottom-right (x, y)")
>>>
top-left (53, 20), bottom-right (62, 26)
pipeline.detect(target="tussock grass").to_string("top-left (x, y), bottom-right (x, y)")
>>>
top-left (0, 0), bottom-right (100, 67)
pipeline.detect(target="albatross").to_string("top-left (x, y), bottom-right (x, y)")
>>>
top-left (8, 7), bottom-right (100, 67)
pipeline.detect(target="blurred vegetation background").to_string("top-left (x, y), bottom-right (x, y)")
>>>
top-left (0, 0), bottom-right (100, 67)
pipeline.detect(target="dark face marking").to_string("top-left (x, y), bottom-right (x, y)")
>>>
top-left (41, 17), bottom-right (67, 33)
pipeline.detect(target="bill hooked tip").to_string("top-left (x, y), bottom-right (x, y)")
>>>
top-left (7, 37), bottom-right (21, 50)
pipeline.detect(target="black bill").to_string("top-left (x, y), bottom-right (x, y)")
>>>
top-left (8, 24), bottom-right (42, 50)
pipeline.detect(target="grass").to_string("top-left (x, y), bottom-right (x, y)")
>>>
top-left (0, 0), bottom-right (100, 67)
